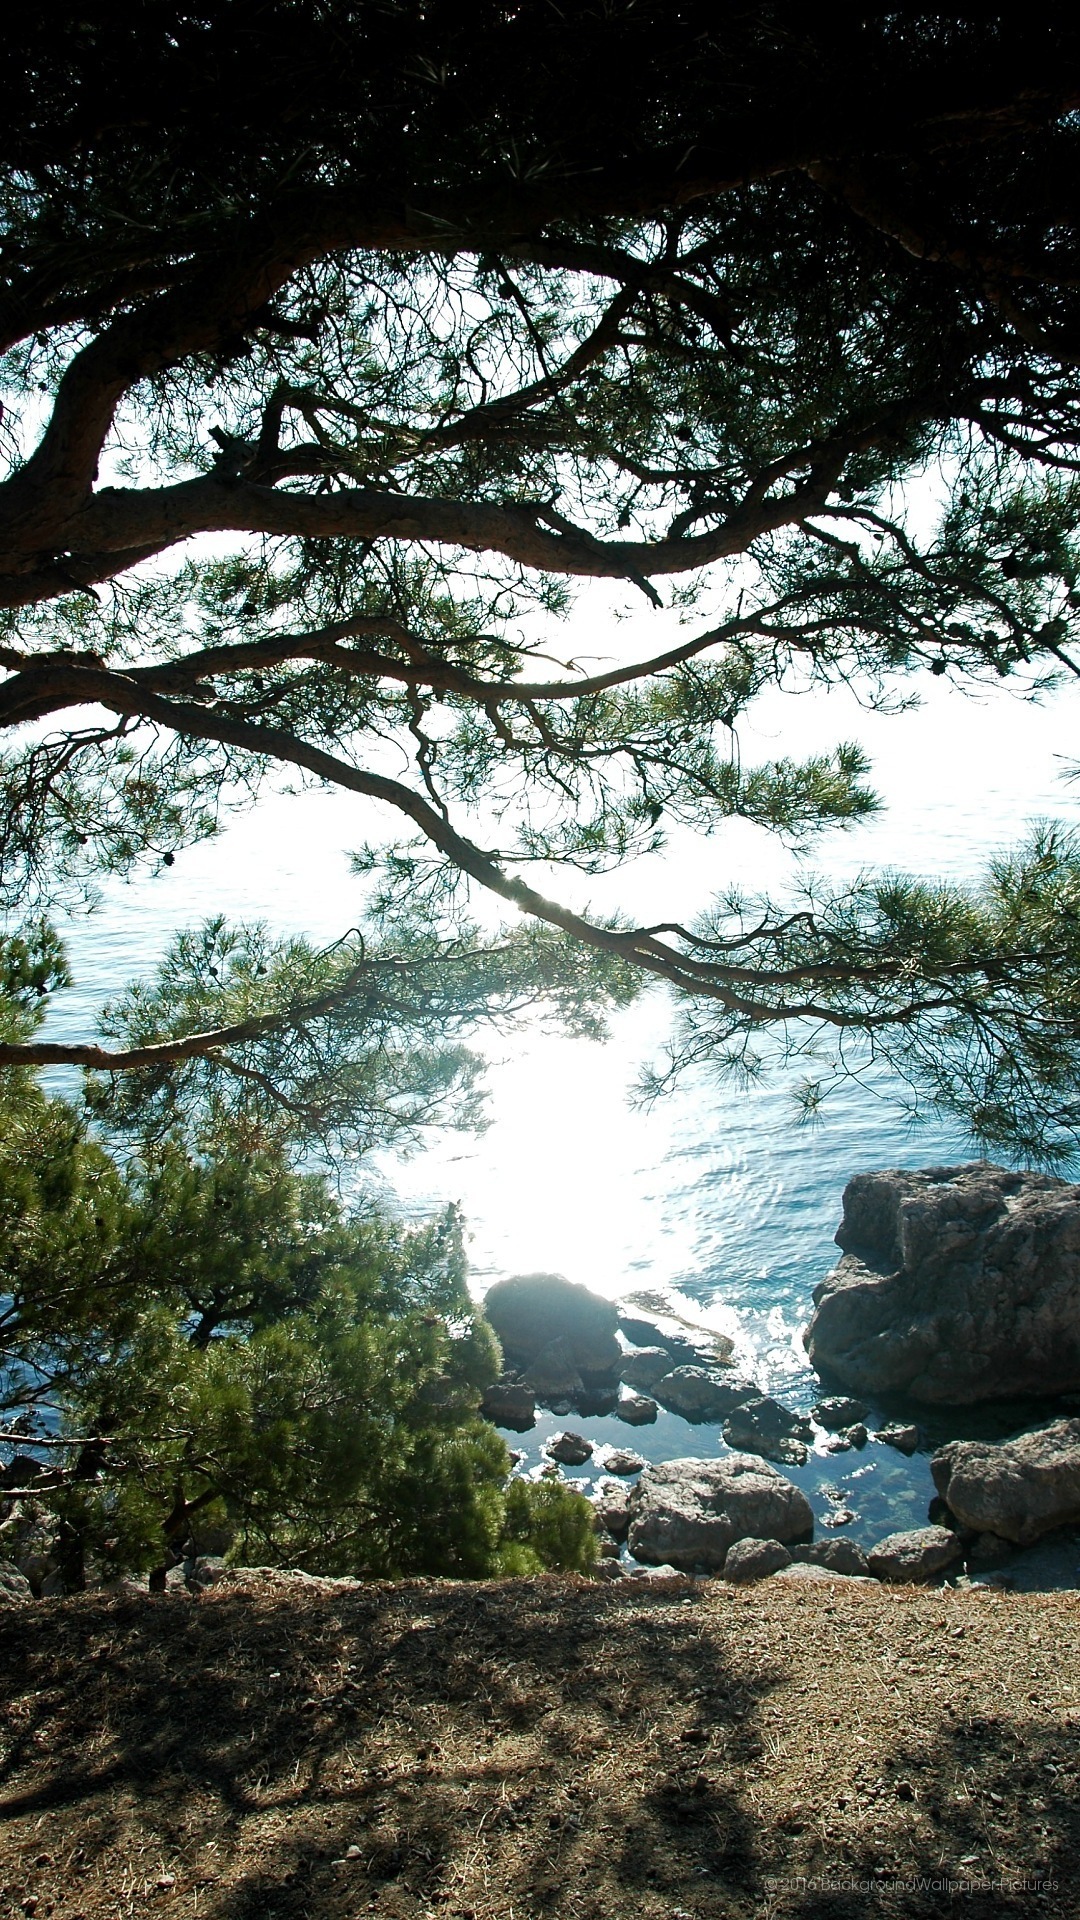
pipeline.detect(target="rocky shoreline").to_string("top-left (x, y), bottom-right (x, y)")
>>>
top-left (478, 1164), bottom-right (1080, 1593)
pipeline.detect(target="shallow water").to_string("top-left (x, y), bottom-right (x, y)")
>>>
top-left (38, 664), bottom-right (1080, 1582)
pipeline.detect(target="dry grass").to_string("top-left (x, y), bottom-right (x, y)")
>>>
top-left (0, 1571), bottom-right (1078, 1918)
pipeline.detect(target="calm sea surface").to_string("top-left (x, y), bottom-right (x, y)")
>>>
top-left (40, 663), bottom-right (1080, 1576)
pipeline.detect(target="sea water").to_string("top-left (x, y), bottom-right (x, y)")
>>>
top-left (38, 663), bottom-right (1080, 1578)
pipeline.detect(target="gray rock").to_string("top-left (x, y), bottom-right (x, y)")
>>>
top-left (652, 1367), bottom-right (759, 1421)
top-left (813, 1395), bottom-right (869, 1430)
top-left (615, 1391), bottom-right (658, 1426)
top-left (876, 1423), bottom-right (920, 1454)
top-left (597, 1446), bottom-right (646, 1476)
top-left (628, 1455), bottom-right (814, 1573)
top-left (722, 1537), bottom-right (792, 1583)
top-left (867, 1525), bottom-right (964, 1583)
top-left (480, 1381), bottom-right (537, 1431)
top-left (805, 1161), bottom-right (1080, 1403)
top-left (592, 1477), bottom-right (632, 1541)
top-left (185, 1554), bottom-right (228, 1589)
top-left (768, 1562), bottom-right (878, 1586)
top-left (617, 1313), bottom-right (734, 1368)
top-left (521, 1337), bottom-right (585, 1398)
top-left (619, 1347), bottom-right (676, 1391)
top-left (791, 1538), bottom-right (871, 1576)
top-left (546, 1430), bottom-right (593, 1466)
top-left (721, 1396), bottom-right (812, 1466)
top-left (593, 1558), bottom-right (627, 1581)
top-left (483, 1273), bottom-right (621, 1379)
top-left (626, 1562), bottom-right (689, 1583)
top-left (0, 1559), bottom-right (33, 1605)
top-left (931, 1417), bottom-right (1080, 1545)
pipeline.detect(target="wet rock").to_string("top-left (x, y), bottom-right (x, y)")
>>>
top-left (596, 1446), bottom-right (646, 1476)
top-left (615, 1391), bottom-right (658, 1426)
top-left (521, 1337), bottom-right (586, 1398)
top-left (483, 1273), bottom-right (621, 1379)
top-left (546, 1430), bottom-right (593, 1466)
top-left (480, 1381), bottom-right (536, 1431)
top-left (790, 1538), bottom-right (871, 1576)
top-left (571, 1386), bottom-right (619, 1418)
top-left (876, 1423), bottom-right (920, 1454)
top-left (721, 1396), bottom-right (812, 1466)
top-left (867, 1525), bottom-right (964, 1583)
top-left (619, 1347), bottom-right (676, 1391)
top-left (652, 1367), bottom-right (758, 1422)
top-left (592, 1477), bottom-right (632, 1541)
top-left (616, 1312), bottom-right (734, 1368)
top-left (0, 1560), bottom-right (33, 1605)
top-left (930, 1417), bottom-right (1080, 1545)
top-left (722, 1537), bottom-right (792, 1583)
top-left (805, 1161), bottom-right (1080, 1403)
top-left (628, 1454), bottom-right (814, 1573)
top-left (813, 1395), bottom-right (869, 1430)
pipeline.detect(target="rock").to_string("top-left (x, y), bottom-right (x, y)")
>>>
top-left (965, 1532), bottom-right (1015, 1572)
top-left (593, 1558), bottom-right (627, 1581)
top-left (769, 1562), bottom-right (878, 1586)
top-left (867, 1525), bottom-right (964, 1583)
top-left (930, 1417), bottom-right (1080, 1545)
top-left (822, 1424), bottom-right (868, 1454)
top-left (185, 1555), bottom-right (228, 1589)
top-left (616, 1311), bottom-right (735, 1368)
top-left (628, 1455), bottom-right (814, 1573)
top-left (790, 1538), bottom-right (871, 1576)
top-left (652, 1368), bottom-right (759, 1421)
top-left (480, 1381), bottom-right (536, 1431)
top-left (805, 1161), bottom-right (1080, 1403)
top-left (876, 1423), bottom-right (920, 1454)
top-left (626, 1562), bottom-right (689, 1583)
top-left (0, 1559), bottom-right (33, 1605)
top-left (596, 1446), bottom-right (646, 1476)
top-left (572, 1386), bottom-right (619, 1418)
top-left (619, 1347), bottom-right (676, 1391)
top-left (722, 1537), bottom-right (792, 1582)
top-left (721, 1396), bottom-right (812, 1466)
top-left (597, 1535), bottom-right (621, 1558)
top-left (546, 1430), bottom-right (593, 1466)
top-left (521, 1338), bottom-right (585, 1398)
top-left (483, 1273), bottom-right (621, 1379)
top-left (615, 1391), bottom-right (658, 1426)
top-left (813, 1395), bottom-right (869, 1430)
top-left (592, 1478), bottom-right (632, 1541)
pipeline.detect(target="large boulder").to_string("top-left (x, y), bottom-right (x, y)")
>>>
top-left (651, 1368), bottom-right (759, 1421)
top-left (930, 1417), bottom-right (1080, 1545)
top-left (721, 1396), bottom-right (812, 1466)
top-left (627, 1455), bottom-right (813, 1572)
top-left (482, 1273), bottom-right (621, 1380)
top-left (804, 1162), bottom-right (1080, 1403)
top-left (480, 1381), bottom-right (536, 1431)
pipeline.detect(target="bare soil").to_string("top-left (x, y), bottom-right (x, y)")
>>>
top-left (0, 1570), bottom-right (1078, 1919)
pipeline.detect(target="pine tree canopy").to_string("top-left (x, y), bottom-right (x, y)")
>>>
top-left (3, 7), bottom-right (1080, 1157)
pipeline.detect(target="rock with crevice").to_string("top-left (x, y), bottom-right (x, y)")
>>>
top-left (805, 1161), bottom-right (1080, 1403)
top-left (591, 1477), bottom-right (632, 1541)
top-left (627, 1454), bottom-right (813, 1573)
top-left (930, 1417), bottom-right (1080, 1545)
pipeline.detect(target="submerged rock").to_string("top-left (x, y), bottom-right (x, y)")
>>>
top-left (627, 1455), bottom-right (813, 1573)
top-left (805, 1161), bottom-right (1080, 1403)
top-left (930, 1417), bottom-right (1080, 1545)
top-left (483, 1273), bottom-right (621, 1379)
top-left (652, 1367), bottom-right (758, 1422)
top-left (867, 1525), bottom-right (964, 1583)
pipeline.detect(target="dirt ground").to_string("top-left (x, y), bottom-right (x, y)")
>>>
top-left (0, 1570), bottom-right (1077, 1919)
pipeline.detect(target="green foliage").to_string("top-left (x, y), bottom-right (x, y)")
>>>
top-left (498, 1476), bottom-right (598, 1577)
